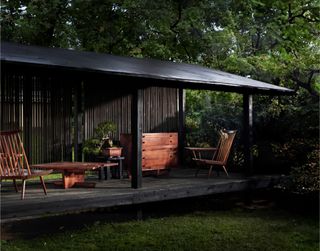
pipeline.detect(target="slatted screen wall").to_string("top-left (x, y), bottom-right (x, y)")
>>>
top-left (1, 72), bottom-right (73, 164)
top-left (84, 83), bottom-right (179, 142)
top-left (1, 71), bottom-right (179, 164)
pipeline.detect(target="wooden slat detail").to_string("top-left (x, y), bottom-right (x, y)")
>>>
top-left (142, 145), bottom-right (178, 151)
top-left (142, 133), bottom-right (178, 169)
top-left (1, 71), bottom-right (74, 164)
top-left (121, 132), bottom-right (178, 174)
top-left (142, 149), bottom-right (178, 159)
top-left (142, 150), bottom-right (178, 169)
top-left (142, 133), bottom-right (178, 146)
top-left (142, 158), bottom-right (177, 169)
top-left (83, 85), bottom-right (179, 142)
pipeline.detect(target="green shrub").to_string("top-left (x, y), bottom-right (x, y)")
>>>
top-left (279, 149), bottom-right (320, 194)
top-left (83, 121), bottom-right (117, 156)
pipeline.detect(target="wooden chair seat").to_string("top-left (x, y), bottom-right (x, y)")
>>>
top-left (192, 158), bottom-right (223, 166)
top-left (1, 169), bottom-right (53, 180)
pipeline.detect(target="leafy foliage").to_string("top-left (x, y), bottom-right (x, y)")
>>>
top-left (185, 90), bottom-right (244, 169)
top-left (186, 90), bottom-right (242, 146)
top-left (287, 149), bottom-right (319, 193)
top-left (82, 121), bottom-right (117, 156)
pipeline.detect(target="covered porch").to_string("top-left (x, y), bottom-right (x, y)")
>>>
top-left (1, 42), bottom-right (293, 189)
top-left (1, 42), bottom-right (293, 224)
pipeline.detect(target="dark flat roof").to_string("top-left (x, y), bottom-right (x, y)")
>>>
top-left (1, 41), bottom-right (293, 94)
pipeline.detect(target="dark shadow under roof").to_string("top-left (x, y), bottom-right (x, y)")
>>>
top-left (1, 42), bottom-right (293, 94)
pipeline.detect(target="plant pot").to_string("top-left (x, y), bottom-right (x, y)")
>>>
top-left (102, 147), bottom-right (123, 157)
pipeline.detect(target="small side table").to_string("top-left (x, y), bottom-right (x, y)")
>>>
top-left (107, 156), bottom-right (125, 179)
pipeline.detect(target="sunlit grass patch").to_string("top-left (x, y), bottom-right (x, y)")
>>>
top-left (2, 208), bottom-right (318, 251)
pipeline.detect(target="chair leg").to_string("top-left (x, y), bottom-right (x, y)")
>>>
top-left (208, 165), bottom-right (213, 178)
top-left (222, 166), bottom-right (229, 176)
top-left (21, 179), bottom-right (26, 200)
top-left (13, 179), bottom-right (19, 192)
top-left (39, 176), bottom-right (47, 195)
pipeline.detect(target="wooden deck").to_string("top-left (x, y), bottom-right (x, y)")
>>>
top-left (1, 168), bottom-right (281, 224)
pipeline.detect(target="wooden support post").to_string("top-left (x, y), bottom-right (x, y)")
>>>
top-left (131, 88), bottom-right (143, 188)
top-left (136, 207), bottom-right (143, 220)
top-left (74, 82), bottom-right (84, 162)
top-left (74, 83), bottom-right (79, 161)
top-left (0, 69), bottom-right (4, 131)
top-left (243, 93), bottom-right (253, 175)
top-left (178, 88), bottom-right (186, 166)
top-left (23, 74), bottom-right (32, 163)
top-left (14, 76), bottom-right (20, 130)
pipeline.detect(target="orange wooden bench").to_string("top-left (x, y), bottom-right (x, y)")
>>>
top-left (120, 132), bottom-right (178, 176)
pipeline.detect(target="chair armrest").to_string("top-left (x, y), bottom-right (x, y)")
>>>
top-left (185, 147), bottom-right (217, 151)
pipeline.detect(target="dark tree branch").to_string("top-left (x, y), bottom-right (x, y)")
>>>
top-left (288, 3), bottom-right (319, 24)
top-left (251, 28), bottom-right (261, 54)
top-left (180, 42), bottom-right (191, 62)
top-left (255, 31), bottom-right (261, 51)
top-left (288, 3), bottom-right (292, 21)
top-left (108, 29), bottom-right (125, 53)
top-left (36, 0), bottom-right (69, 46)
top-left (168, 1), bottom-right (191, 62)
top-left (292, 69), bottom-right (320, 96)
top-left (170, 1), bottom-right (182, 32)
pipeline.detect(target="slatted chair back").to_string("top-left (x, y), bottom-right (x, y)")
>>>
top-left (0, 130), bottom-right (52, 199)
top-left (213, 129), bottom-right (237, 165)
top-left (0, 130), bottom-right (31, 178)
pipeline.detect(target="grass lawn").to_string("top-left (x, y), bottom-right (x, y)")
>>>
top-left (1, 207), bottom-right (318, 251)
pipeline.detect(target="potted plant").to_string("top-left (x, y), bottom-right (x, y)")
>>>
top-left (83, 121), bottom-right (122, 158)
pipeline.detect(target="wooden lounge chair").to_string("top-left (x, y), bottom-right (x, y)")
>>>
top-left (0, 130), bottom-right (52, 199)
top-left (186, 129), bottom-right (237, 177)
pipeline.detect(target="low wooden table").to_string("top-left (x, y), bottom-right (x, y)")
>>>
top-left (32, 162), bottom-right (118, 189)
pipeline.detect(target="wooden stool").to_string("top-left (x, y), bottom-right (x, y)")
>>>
top-left (107, 156), bottom-right (125, 179)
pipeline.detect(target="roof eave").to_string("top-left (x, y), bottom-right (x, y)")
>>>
top-left (1, 57), bottom-right (295, 96)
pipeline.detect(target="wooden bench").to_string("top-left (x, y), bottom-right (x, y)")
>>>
top-left (120, 132), bottom-right (178, 176)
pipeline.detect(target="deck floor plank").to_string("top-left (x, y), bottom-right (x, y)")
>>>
top-left (1, 168), bottom-right (280, 223)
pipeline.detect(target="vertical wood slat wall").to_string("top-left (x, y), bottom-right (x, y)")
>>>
top-left (1, 72), bottom-right (73, 164)
top-left (84, 85), bottom-right (179, 141)
top-left (1, 71), bottom-right (179, 164)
